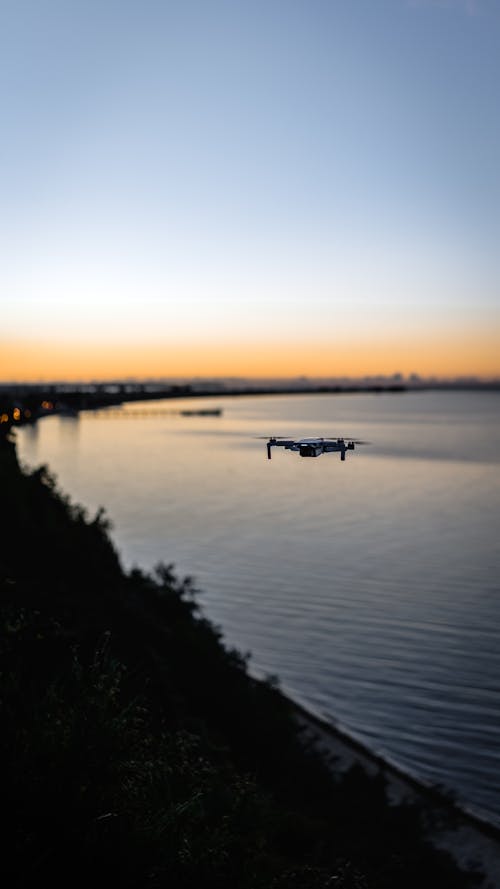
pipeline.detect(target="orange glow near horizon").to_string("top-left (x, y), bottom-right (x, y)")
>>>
top-left (1, 333), bottom-right (499, 382)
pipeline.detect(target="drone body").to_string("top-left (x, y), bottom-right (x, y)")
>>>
top-left (265, 436), bottom-right (367, 461)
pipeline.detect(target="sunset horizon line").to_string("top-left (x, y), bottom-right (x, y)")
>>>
top-left (2, 372), bottom-right (499, 387)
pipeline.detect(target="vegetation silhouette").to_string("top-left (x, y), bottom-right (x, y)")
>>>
top-left (0, 424), bottom-right (483, 888)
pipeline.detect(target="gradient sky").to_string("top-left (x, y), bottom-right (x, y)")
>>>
top-left (1, 0), bottom-right (499, 381)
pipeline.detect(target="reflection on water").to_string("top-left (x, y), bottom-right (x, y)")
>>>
top-left (58, 414), bottom-right (80, 440)
top-left (19, 418), bottom-right (39, 461)
top-left (16, 391), bottom-right (500, 826)
top-left (20, 414), bottom-right (81, 473)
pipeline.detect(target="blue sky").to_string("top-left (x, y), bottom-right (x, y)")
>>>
top-left (1, 0), bottom-right (499, 379)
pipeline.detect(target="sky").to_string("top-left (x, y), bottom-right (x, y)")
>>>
top-left (1, 0), bottom-right (499, 382)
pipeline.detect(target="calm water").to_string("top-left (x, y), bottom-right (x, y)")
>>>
top-left (17, 390), bottom-right (500, 825)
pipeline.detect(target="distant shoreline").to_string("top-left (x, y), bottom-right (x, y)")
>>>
top-left (2, 380), bottom-right (499, 432)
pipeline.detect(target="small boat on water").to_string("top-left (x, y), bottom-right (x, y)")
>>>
top-left (179, 408), bottom-right (222, 416)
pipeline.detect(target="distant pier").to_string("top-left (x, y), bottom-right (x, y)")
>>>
top-left (86, 407), bottom-right (223, 419)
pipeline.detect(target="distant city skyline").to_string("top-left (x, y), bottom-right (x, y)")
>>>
top-left (2, 371), bottom-right (498, 389)
top-left (1, 0), bottom-right (499, 382)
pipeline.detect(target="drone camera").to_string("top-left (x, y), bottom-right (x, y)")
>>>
top-left (299, 444), bottom-right (322, 457)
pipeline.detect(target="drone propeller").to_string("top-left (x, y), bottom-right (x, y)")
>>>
top-left (325, 437), bottom-right (371, 444)
top-left (255, 435), bottom-right (371, 443)
top-left (325, 435), bottom-right (359, 440)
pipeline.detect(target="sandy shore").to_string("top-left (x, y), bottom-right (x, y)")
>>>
top-left (283, 692), bottom-right (500, 888)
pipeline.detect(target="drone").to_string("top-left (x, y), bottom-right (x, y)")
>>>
top-left (262, 436), bottom-right (369, 461)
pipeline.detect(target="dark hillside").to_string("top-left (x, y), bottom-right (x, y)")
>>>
top-left (0, 426), bottom-right (482, 888)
